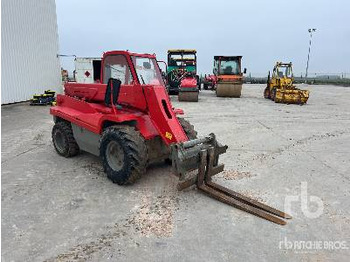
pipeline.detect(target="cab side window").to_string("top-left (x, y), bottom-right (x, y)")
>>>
top-left (103, 55), bottom-right (134, 84)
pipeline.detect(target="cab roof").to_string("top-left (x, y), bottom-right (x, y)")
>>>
top-left (103, 50), bottom-right (157, 59)
top-left (214, 56), bottom-right (242, 60)
top-left (275, 62), bottom-right (293, 66)
top-left (168, 49), bottom-right (197, 54)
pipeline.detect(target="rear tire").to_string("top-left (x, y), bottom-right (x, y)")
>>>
top-left (52, 121), bottom-right (80, 157)
top-left (263, 87), bottom-right (270, 99)
top-left (100, 126), bottom-right (147, 185)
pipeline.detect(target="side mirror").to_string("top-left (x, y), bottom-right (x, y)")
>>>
top-left (243, 68), bottom-right (247, 74)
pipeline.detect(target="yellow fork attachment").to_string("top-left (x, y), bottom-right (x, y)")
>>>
top-left (171, 135), bottom-right (292, 225)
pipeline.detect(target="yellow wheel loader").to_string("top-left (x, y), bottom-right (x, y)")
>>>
top-left (264, 62), bottom-right (309, 104)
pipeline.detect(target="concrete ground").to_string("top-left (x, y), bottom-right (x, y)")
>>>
top-left (2, 84), bottom-right (350, 262)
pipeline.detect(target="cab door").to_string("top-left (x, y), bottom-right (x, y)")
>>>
top-left (102, 54), bottom-right (147, 111)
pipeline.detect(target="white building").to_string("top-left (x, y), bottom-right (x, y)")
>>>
top-left (1, 0), bottom-right (61, 104)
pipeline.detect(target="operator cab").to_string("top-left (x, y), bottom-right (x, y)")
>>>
top-left (167, 49), bottom-right (197, 71)
top-left (213, 56), bottom-right (245, 76)
top-left (102, 51), bottom-right (164, 86)
top-left (273, 63), bottom-right (293, 79)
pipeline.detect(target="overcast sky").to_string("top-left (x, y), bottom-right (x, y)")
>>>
top-left (56, 0), bottom-right (349, 77)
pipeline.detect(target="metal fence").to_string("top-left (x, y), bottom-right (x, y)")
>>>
top-left (244, 72), bottom-right (350, 86)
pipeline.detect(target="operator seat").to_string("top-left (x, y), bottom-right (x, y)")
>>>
top-left (105, 78), bottom-right (121, 107)
top-left (223, 66), bottom-right (233, 74)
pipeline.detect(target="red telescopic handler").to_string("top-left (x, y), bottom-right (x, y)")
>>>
top-left (50, 50), bottom-right (291, 225)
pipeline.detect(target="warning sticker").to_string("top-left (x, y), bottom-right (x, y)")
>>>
top-left (165, 132), bottom-right (173, 140)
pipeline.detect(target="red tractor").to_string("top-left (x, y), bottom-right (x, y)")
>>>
top-left (50, 50), bottom-right (290, 225)
top-left (202, 74), bottom-right (217, 90)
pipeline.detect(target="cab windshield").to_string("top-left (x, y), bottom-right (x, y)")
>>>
top-left (276, 66), bottom-right (292, 78)
top-left (219, 60), bottom-right (240, 75)
top-left (169, 53), bottom-right (196, 67)
top-left (132, 56), bottom-right (164, 86)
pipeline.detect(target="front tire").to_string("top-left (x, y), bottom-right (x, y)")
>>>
top-left (100, 126), bottom-right (147, 185)
top-left (264, 87), bottom-right (270, 99)
top-left (178, 117), bottom-right (198, 139)
top-left (271, 88), bottom-right (277, 101)
top-left (52, 121), bottom-right (80, 157)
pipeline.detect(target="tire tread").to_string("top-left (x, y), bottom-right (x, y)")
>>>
top-left (100, 125), bottom-right (147, 185)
